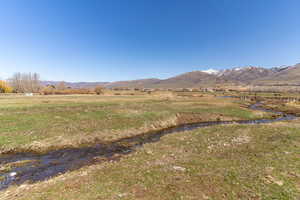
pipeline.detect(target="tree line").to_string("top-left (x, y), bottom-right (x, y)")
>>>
top-left (0, 72), bottom-right (104, 95)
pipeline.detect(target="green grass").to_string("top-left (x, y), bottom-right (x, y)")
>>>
top-left (0, 95), bottom-right (266, 152)
top-left (5, 123), bottom-right (299, 200)
top-left (0, 94), bottom-right (299, 199)
top-left (215, 91), bottom-right (300, 98)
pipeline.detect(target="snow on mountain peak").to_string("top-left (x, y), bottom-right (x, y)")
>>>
top-left (234, 67), bottom-right (242, 71)
top-left (201, 69), bottom-right (219, 75)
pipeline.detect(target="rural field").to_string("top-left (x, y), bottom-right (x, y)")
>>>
top-left (1, 1), bottom-right (300, 199)
top-left (0, 93), bottom-right (272, 154)
top-left (0, 93), bottom-right (299, 200)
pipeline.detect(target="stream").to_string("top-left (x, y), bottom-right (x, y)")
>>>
top-left (0, 102), bottom-right (297, 190)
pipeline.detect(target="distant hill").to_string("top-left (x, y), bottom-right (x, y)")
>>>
top-left (217, 66), bottom-right (277, 84)
top-left (105, 78), bottom-right (161, 88)
top-left (41, 81), bottom-right (108, 89)
top-left (254, 63), bottom-right (300, 86)
top-left (155, 71), bottom-right (217, 88)
top-left (42, 63), bottom-right (300, 89)
top-left (106, 71), bottom-right (232, 89)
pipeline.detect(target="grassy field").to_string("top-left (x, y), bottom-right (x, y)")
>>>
top-left (0, 94), bottom-right (267, 153)
top-left (0, 93), bottom-right (299, 199)
top-left (214, 91), bottom-right (300, 99)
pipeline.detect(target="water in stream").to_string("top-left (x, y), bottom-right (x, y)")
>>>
top-left (0, 102), bottom-right (297, 190)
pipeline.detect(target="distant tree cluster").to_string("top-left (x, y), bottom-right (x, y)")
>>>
top-left (9, 72), bottom-right (41, 93)
top-left (41, 82), bottom-right (99, 95)
top-left (3, 72), bottom-right (106, 95)
top-left (41, 87), bottom-right (93, 95)
top-left (0, 80), bottom-right (12, 93)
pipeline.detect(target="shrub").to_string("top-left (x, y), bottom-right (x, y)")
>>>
top-left (94, 86), bottom-right (104, 95)
top-left (0, 80), bottom-right (12, 93)
top-left (41, 87), bottom-right (93, 95)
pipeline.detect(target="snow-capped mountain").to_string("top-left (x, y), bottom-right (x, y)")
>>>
top-left (216, 66), bottom-right (275, 83)
top-left (201, 69), bottom-right (219, 75)
top-left (44, 63), bottom-right (300, 88)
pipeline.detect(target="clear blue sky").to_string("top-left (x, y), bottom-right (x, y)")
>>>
top-left (0, 0), bottom-right (299, 82)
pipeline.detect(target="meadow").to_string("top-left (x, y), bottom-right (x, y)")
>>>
top-left (0, 93), bottom-right (299, 199)
top-left (0, 93), bottom-right (266, 153)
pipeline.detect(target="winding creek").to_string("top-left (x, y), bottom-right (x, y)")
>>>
top-left (0, 102), bottom-right (297, 190)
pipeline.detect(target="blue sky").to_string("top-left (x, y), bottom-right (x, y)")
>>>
top-left (0, 0), bottom-right (299, 82)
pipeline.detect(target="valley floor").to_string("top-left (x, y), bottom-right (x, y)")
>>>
top-left (0, 93), bottom-right (299, 199)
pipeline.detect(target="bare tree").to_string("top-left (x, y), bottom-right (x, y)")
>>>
top-left (9, 72), bottom-right (41, 93)
top-left (9, 72), bottom-right (23, 93)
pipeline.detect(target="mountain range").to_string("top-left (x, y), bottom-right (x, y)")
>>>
top-left (42, 63), bottom-right (300, 89)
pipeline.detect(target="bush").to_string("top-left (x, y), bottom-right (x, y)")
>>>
top-left (41, 87), bottom-right (93, 95)
top-left (94, 86), bottom-right (104, 95)
top-left (0, 80), bottom-right (12, 93)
